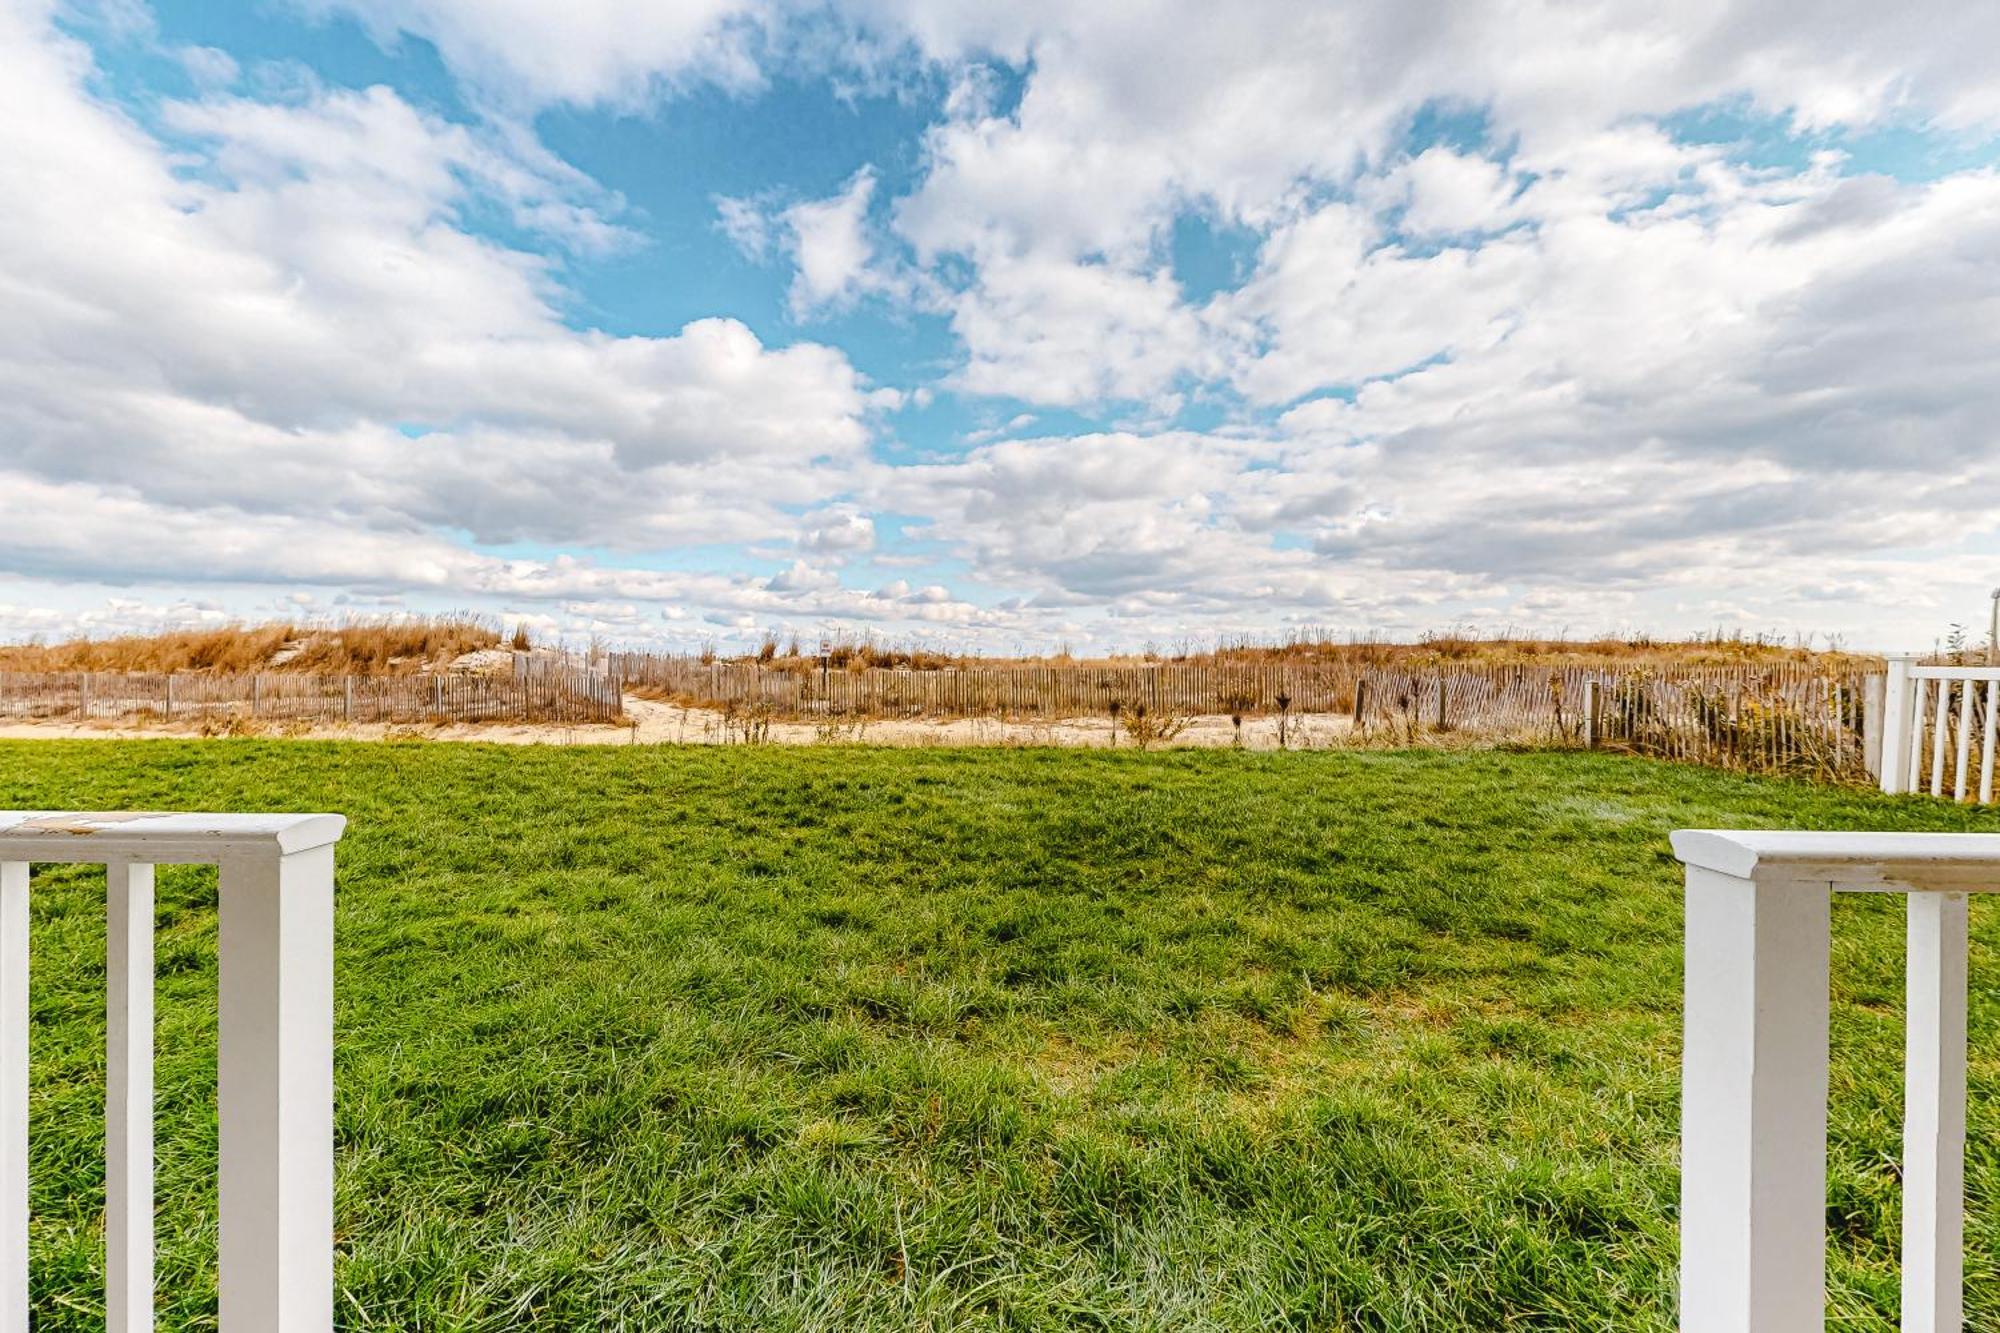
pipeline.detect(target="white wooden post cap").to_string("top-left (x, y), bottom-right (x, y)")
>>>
top-left (0, 812), bottom-right (344, 863)
top-left (1671, 829), bottom-right (2000, 891)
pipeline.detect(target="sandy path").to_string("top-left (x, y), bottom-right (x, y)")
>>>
top-left (622, 698), bottom-right (1352, 749)
top-left (0, 695), bottom-right (1354, 750)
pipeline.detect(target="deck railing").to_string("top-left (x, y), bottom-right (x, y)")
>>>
top-left (1879, 656), bottom-right (2000, 802)
top-left (0, 811), bottom-right (345, 1333)
top-left (7, 811), bottom-right (1981, 1329)
top-left (1672, 829), bottom-right (1997, 1332)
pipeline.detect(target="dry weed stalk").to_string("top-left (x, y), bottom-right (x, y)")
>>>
top-left (1117, 700), bottom-right (1190, 750)
top-left (1218, 689), bottom-right (1257, 748)
top-left (721, 699), bottom-right (774, 744)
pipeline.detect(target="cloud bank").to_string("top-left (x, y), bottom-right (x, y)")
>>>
top-left (4, 0), bottom-right (1999, 650)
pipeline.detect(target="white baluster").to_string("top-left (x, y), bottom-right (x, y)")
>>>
top-left (1954, 683), bottom-right (1975, 801)
top-left (1908, 678), bottom-right (1932, 796)
top-left (1982, 681), bottom-right (1998, 806)
top-left (1930, 680), bottom-right (1950, 797)
top-left (1903, 892), bottom-right (1968, 1333)
top-left (0, 862), bottom-right (24, 1333)
top-left (106, 862), bottom-right (154, 1333)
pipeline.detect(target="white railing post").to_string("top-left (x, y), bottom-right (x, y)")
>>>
top-left (1672, 830), bottom-right (2000, 1333)
top-left (1677, 860), bottom-right (1830, 1332)
top-left (1882, 655), bottom-right (1915, 792)
top-left (218, 842), bottom-right (335, 1333)
top-left (1903, 891), bottom-right (1968, 1333)
top-left (106, 861), bottom-right (155, 1333)
top-left (0, 860), bottom-right (25, 1333)
top-left (0, 812), bottom-right (343, 1333)
top-left (1864, 672), bottom-right (1888, 785)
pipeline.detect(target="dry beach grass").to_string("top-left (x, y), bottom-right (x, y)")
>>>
top-left (0, 616), bottom-right (502, 676)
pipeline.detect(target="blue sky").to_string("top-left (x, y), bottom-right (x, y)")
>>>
top-left (5, 0), bottom-right (2000, 652)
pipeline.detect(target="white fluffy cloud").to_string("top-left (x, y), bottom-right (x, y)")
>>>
top-left (0, 1), bottom-right (908, 639)
top-left (857, 0), bottom-right (2000, 420)
top-left (9, 0), bottom-right (2000, 651)
top-left (948, 256), bottom-right (1204, 408)
top-left (294, 0), bottom-right (772, 108)
top-left (720, 168), bottom-right (924, 320)
top-left (867, 149), bottom-right (2000, 638)
top-left (782, 168), bottom-right (886, 314)
top-left (1393, 149), bottom-right (1522, 238)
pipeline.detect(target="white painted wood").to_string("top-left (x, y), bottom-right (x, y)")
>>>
top-left (1910, 664), bottom-right (2000, 681)
top-left (1670, 830), bottom-right (2000, 891)
top-left (1678, 863), bottom-right (1831, 1333)
top-left (1864, 673), bottom-right (1887, 784)
top-left (1903, 892), bottom-right (1968, 1333)
top-left (1673, 831), bottom-right (2000, 1332)
top-left (0, 862), bottom-right (25, 1333)
top-left (1954, 681), bottom-right (1975, 801)
top-left (0, 813), bottom-right (344, 1332)
top-left (1882, 656), bottom-right (1915, 793)
top-left (1880, 662), bottom-right (2000, 802)
top-left (106, 862), bottom-right (154, 1333)
top-left (1908, 676), bottom-right (1932, 797)
top-left (1983, 680), bottom-right (1998, 806)
top-left (1930, 680), bottom-right (1950, 797)
top-left (217, 845), bottom-right (334, 1333)
top-left (0, 813), bottom-right (344, 864)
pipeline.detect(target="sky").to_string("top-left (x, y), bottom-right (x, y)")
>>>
top-left (4, 0), bottom-right (2000, 655)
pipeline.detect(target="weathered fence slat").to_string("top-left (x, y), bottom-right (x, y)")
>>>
top-left (601, 652), bottom-right (1872, 778)
top-left (0, 664), bottom-right (622, 728)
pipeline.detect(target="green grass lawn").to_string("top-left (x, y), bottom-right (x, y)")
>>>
top-left (1, 740), bottom-right (1996, 1330)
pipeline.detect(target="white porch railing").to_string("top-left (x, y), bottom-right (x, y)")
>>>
top-left (1672, 830), bottom-right (1998, 1332)
top-left (1879, 657), bottom-right (2000, 801)
top-left (0, 811), bottom-right (344, 1333)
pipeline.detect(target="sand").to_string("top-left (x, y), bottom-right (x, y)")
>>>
top-left (0, 695), bottom-right (1355, 750)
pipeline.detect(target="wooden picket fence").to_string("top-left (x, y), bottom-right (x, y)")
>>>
top-left (609, 652), bottom-right (1874, 777)
top-left (0, 659), bottom-right (622, 726)
top-left (612, 655), bottom-right (1362, 718)
top-left (0, 651), bottom-right (1875, 780)
top-left (1540, 665), bottom-right (1870, 778)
